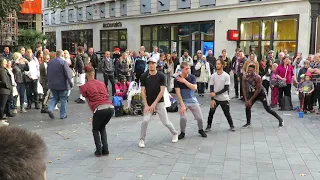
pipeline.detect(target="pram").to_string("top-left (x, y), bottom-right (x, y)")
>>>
top-left (127, 81), bottom-right (143, 115)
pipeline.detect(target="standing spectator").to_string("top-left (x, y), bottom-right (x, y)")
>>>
top-left (301, 72), bottom-right (315, 113)
top-left (101, 51), bottom-right (116, 96)
top-left (207, 49), bottom-right (216, 74)
top-left (196, 50), bottom-right (203, 60)
top-left (80, 66), bottom-right (114, 157)
top-left (12, 53), bottom-right (28, 113)
top-left (166, 54), bottom-right (175, 92)
top-left (195, 55), bottom-right (211, 97)
top-left (19, 47), bottom-right (26, 57)
top-left (259, 58), bottom-right (271, 95)
top-left (5, 60), bottom-right (18, 116)
top-left (172, 52), bottom-right (179, 71)
top-left (43, 49), bottom-right (50, 56)
top-left (74, 46), bottom-right (87, 104)
top-left (0, 58), bottom-right (11, 122)
top-left (236, 50), bottom-right (247, 100)
top-left (134, 50), bottom-right (147, 83)
top-left (308, 54), bottom-right (320, 109)
top-left (231, 48), bottom-right (241, 98)
top-left (243, 53), bottom-right (259, 74)
top-left (298, 60), bottom-right (310, 82)
top-left (219, 49), bottom-right (232, 74)
top-left (150, 46), bottom-right (160, 61)
top-left (118, 52), bottom-right (132, 81)
top-left (276, 56), bottom-right (297, 110)
top-left (34, 44), bottom-right (43, 56)
top-left (275, 52), bottom-right (284, 65)
top-left (40, 54), bottom-right (50, 113)
top-left (292, 52), bottom-right (304, 80)
top-left (47, 50), bottom-right (73, 119)
top-left (87, 47), bottom-right (99, 79)
top-left (24, 49), bottom-right (40, 109)
top-left (2, 46), bottom-right (12, 60)
top-left (267, 50), bottom-right (275, 64)
top-left (64, 50), bottom-right (74, 99)
top-left (270, 63), bottom-right (279, 108)
top-left (35, 50), bottom-right (44, 65)
top-left (179, 50), bottom-right (193, 67)
top-left (157, 53), bottom-right (166, 72)
top-left (113, 48), bottom-right (121, 78)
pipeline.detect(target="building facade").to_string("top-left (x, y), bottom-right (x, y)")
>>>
top-left (42, 0), bottom-right (312, 58)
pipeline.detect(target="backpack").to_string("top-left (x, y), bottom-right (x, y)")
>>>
top-left (131, 94), bottom-right (143, 115)
top-left (113, 96), bottom-right (123, 117)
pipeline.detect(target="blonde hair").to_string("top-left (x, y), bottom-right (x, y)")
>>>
top-left (120, 52), bottom-right (131, 65)
top-left (12, 52), bottom-right (22, 61)
top-left (63, 50), bottom-right (70, 59)
top-left (272, 63), bottom-right (278, 71)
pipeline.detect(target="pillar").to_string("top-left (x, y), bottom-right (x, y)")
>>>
top-left (309, 1), bottom-right (320, 54)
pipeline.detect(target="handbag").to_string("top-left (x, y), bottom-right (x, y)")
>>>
top-left (277, 65), bottom-right (288, 88)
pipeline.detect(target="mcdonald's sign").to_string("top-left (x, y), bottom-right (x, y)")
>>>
top-left (21, 0), bottom-right (42, 14)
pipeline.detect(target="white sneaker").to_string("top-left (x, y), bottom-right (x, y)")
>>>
top-left (54, 105), bottom-right (59, 111)
top-left (172, 134), bottom-right (178, 143)
top-left (0, 120), bottom-right (9, 126)
top-left (139, 140), bottom-right (145, 148)
top-left (12, 109), bottom-right (17, 114)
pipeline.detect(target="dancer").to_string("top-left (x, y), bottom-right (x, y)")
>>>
top-left (242, 64), bottom-right (284, 128)
top-left (205, 59), bottom-right (235, 132)
top-left (79, 66), bottom-right (114, 157)
top-left (139, 57), bottom-right (178, 148)
top-left (174, 62), bottom-right (207, 139)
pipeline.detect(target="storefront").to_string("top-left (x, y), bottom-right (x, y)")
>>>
top-left (238, 15), bottom-right (299, 59)
top-left (141, 21), bottom-right (214, 56)
top-left (61, 29), bottom-right (93, 53)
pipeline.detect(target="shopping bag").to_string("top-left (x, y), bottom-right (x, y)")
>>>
top-left (37, 81), bottom-right (44, 94)
top-left (164, 88), bottom-right (171, 108)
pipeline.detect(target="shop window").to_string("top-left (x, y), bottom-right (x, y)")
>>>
top-left (68, 9), bottom-right (74, 22)
top-left (159, 41), bottom-right (170, 53)
top-left (45, 32), bottom-right (56, 52)
top-left (110, 2), bottom-right (116, 17)
top-left (44, 14), bottom-right (48, 25)
top-left (152, 26), bottom-right (158, 40)
top-left (159, 25), bottom-right (170, 41)
top-left (120, 1), bottom-right (127, 16)
top-left (62, 30), bottom-right (93, 53)
top-left (178, 0), bottom-right (191, 9)
top-left (158, 0), bottom-right (170, 12)
top-left (100, 30), bottom-right (128, 52)
top-left (191, 24), bottom-right (200, 41)
top-left (142, 41), bottom-right (151, 52)
top-left (142, 27), bottom-right (151, 40)
top-left (240, 20), bottom-right (259, 40)
top-left (261, 20), bottom-right (271, 40)
top-left (77, 7), bottom-right (83, 21)
top-left (200, 0), bottom-right (216, 6)
top-left (239, 41), bottom-right (259, 56)
top-left (178, 24), bottom-right (190, 41)
top-left (171, 25), bottom-right (178, 40)
top-left (274, 19), bottom-right (297, 40)
top-left (100, 3), bottom-right (105, 18)
top-left (141, 0), bottom-right (151, 14)
top-left (261, 41), bottom-right (271, 58)
top-left (86, 6), bottom-right (93, 20)
top-left (273, 41), bottom-right (296, 57)
top-left (200, 23), bottom-right (214, 41)
top-left (51, 12), bottom-right (55, 24)
top-left (60, 11), bottom-right (66, 23)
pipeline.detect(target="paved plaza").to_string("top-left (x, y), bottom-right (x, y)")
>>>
top-left (8, 74), bottom-right (320, 180)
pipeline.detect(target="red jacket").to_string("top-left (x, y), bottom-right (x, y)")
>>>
top-left (115, 81), bottom-right (130, 97)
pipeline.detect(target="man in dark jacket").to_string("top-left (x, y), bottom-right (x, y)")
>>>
top-left (2, 47), bottom-right (12, 60)
top-left (231, 48), bottom-right (240, 98)
top-left (206, 49), bottom-right (216, 74)
top-left (40, 54), bottom-right (50, 113)
top-left (172, 52), bottom-right (179, 72)
top-left (74, 46), bottom-right (87, 104)
top-left (47, 50), bottom-right (73, 119)
top-left (134, 50), bottom-right (147, 83)
top-left (219, 49), bottom-right (232, 74)
top-left (87, 47), bottom-right (99, 79)
top-left (101, 51), bottom-right (116, 96)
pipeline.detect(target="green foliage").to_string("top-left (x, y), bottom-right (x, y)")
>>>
top-left (18, 29), bottom-right (47, 50)
top-left (0, 0), bottom-right (24, 19)
top-left (48, 0), bottom-right (78, 10)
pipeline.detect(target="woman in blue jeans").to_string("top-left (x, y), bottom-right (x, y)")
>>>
top-left (80, 65), bottom-right (114, 157)
top-left (12, 52), bottom-right (29, 113)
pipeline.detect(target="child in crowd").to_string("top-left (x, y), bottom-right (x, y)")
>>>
top-left (270, 63), bottom-right (279, 108)
top-left (298, 74), bottom-right (305, 112)
top-left (301, 72), bottom-right (315, 113)
top-left (115, 75), bottom-right (130, 100)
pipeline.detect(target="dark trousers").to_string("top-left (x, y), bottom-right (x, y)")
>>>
top-left (303, 93), bottom-right (313, 111)
top-left (0, 94), bottom-right (8, 119)
top-left (135, 70), bottom-right (144, 83)
top-left (312, 83), bottom-right (320, 108)
top-left (103, 74), bottom-right (116, 96)
top-left (246, 91), bottom-right (283, 124)
top-left (234, 73), bottom-right (239, 96)
top-left (207, 100), bottom-right (234, 127)
top-left (5, 94), bottom-right (13, 115)
top-left (17, 83), bottom-right (26, 108)
top-left (42, 85), bottom-right (49, 110)
top-left (198, 82), bottom-right (205, 95)
top-left (278, 84), bottom-right (292, 109)
top-left (262, 80), bottom-right (270, 95)
top-left (94, 67), bottom-right (98, 79)
top-left (92, 108), bottom-right (114, 152)
top-left (26, 80), bottom-right (39, 107)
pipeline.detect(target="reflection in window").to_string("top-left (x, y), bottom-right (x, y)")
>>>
top-left (153, 26), bottom-right (158, 40)
top-left (239, 41), bottom-right (259, 55)
top-left (159, 25), bottom-right (170, 41)
top-left (240, 21), bottom-right (260, 40)
top-left (159, 41), bottom-right (169, 53)
top-left (142, 27), bottom-right (151, 40)
top-left (274, 19), bottom-right (297, 40)
top-left (261, 41), bottom-right (271, 59)
top-left (261, 20), bottom-right (271, 40)
top-left (61, 30), bottom-right (93, 53)
top-left (273, 41), bottom-right (296, 57)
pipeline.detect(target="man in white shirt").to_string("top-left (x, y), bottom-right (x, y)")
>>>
top-left (150, 46), bottom-right (160, 62)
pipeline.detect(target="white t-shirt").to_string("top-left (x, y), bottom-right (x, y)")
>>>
top-left (209, 71), bottom-right (230, 101)
top-left (150, 52), bottom-right (160, 61)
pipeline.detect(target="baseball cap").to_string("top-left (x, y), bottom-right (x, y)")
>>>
top-left (147, 57), bottom-right (157, 64)
top-left (300, 74), bottom-right (305, 79)
top-left (305, 72), bottom-right (312, 78)
top-left (268, 50), bottom-right (274, 54)
top-left (114, 47), bottom-right (120, 51)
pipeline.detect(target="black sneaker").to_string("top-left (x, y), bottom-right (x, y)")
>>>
top-left (60, 115), bottom-right (67, 119)
top-left (35, 105), bottom-right (40, 109)
top-left (95, 150), bottom-right (102, 157)
top-left (48, 111), bottom-right (55, 119)
top-left (178, 132), bottom-right (185, 140)
top-left (26, 104), bottom-right (31, 109)
top-left (205, 126), bottom-right (211, 132)
top-left (77, 99), bottom-right (86, 104)
top-left (102, 150), bottom-right (109, 156)
top-left (41, 109), bottom-right (48, 113)
top-left (74, 98), bottom-right (80, 103)
top-left (242, 124), bottom-right (252, 128)
top-left (279, 120), bottom-right (284, 128)
top-left (198, 130), bottom-right (207, 138)
top-left (230, 126), bottom-right (235, 131)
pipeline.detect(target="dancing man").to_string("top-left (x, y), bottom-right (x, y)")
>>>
top-left (242, 64), bottom-right (284, 128)
top-left (205, 59), bottom-right (235, 132)
top-left (175, 62), bottom-right (207, 139)
top-left (139, 57), bottom-right (178, 148)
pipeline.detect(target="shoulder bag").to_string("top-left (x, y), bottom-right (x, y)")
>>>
top-left (277, 65), bottom-right (288, 88)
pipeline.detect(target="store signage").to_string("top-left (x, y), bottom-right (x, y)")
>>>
top-left (68, 24), bottom-right (84, 30)
top-left (21, 0), bottom-right (42, 14)
top-left (227, 30), bottom-right (239, 41)
top-left (103, 22), bottom-right (122, 28)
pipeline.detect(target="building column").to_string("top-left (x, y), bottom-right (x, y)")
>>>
top-left (309, 1), bottom-right (319, 54)
top-left (36, 14), bottom-right (42, 32)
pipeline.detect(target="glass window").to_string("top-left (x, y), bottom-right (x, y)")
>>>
top-left (119, 30), bottom-right (127, 41)
top-left (152, 26), bottom-right (158, 40)
top-left (191, 24), bottom-right (200, 40)
top-left (109, 30), bottom-right (118, 41)
top-left (142, 27), bottom-right (151, 40)
top-left (261, 20), bottom-right (272, 40)
top-left (159, 25), bottom-right (170, 41)
top-left (152, 41), bottom-right (158, 48)
top-left (142, 41), bottom-right (151, 52)
top-left (100, 29), bottom-right (128, 52)
top-left (171, 25), bottom-right (178, 40)
top-left (159, 41), bottom-right (169, 53)
top-left (200, 23), bottom-right (214, 41)
top-left (120, 41), bottom-right (127, 51)
top-left (240, 21), bottom-right (260, 40)
top-left (61, 30), bottom-right (93, 53)
top-left (274, 19), bottom-right (297, 40)
top-left (273, 41), bottom-right (296, 57)
top-left (109, 41), bottom-right (119, 51)
top-left (239, 41), bottom-right (259, 56)
top-left (261, 41), bottom-right (271, 59)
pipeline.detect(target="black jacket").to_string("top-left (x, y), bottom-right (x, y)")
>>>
top-left (206, 55), bottom-right (216, 73)
top-left (75, 54), bottom-right (86, 74)
top-left (88, 53), bottom-right (99, 69)
top-left (40, 62), bottom-right (48, 88)
top-left (13, 62), bottom-right (29, 84)
top-left (0, 67), bottom-right (12, 95)
top-left (219, 56), bottom-right (232, 74)
top-left (2, 53), bottom-right (12, 60)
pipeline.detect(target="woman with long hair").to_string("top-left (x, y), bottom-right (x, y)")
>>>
top-left (165, 54), bottom-right (174, 92)
top-left (195, 55), bottom-right (211, 97)
top-left (0, 58), bottom-right (11, 125)
top-left (35, 50), bottom-right (44, 64)
top-left (118, 52), bottom-right (132, 81)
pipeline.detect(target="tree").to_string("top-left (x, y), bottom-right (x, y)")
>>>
top-left (18, 29), bottom-right (47, 50)
top-left (48, 0), bottom-right (79, 10)
top-left (0, 0), bottom-right (24, 19)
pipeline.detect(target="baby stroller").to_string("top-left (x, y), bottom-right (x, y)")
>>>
top-left (130, 93), bottom-right (143, 115)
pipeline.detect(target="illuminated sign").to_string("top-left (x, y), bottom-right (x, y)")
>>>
top-left (227, 30), bottom-right (239, 41)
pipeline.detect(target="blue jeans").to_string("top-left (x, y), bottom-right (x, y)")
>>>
top-left (49, 90), bottom-right (68, 118)
top-left (17, 83), bottom-right (26, 108)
